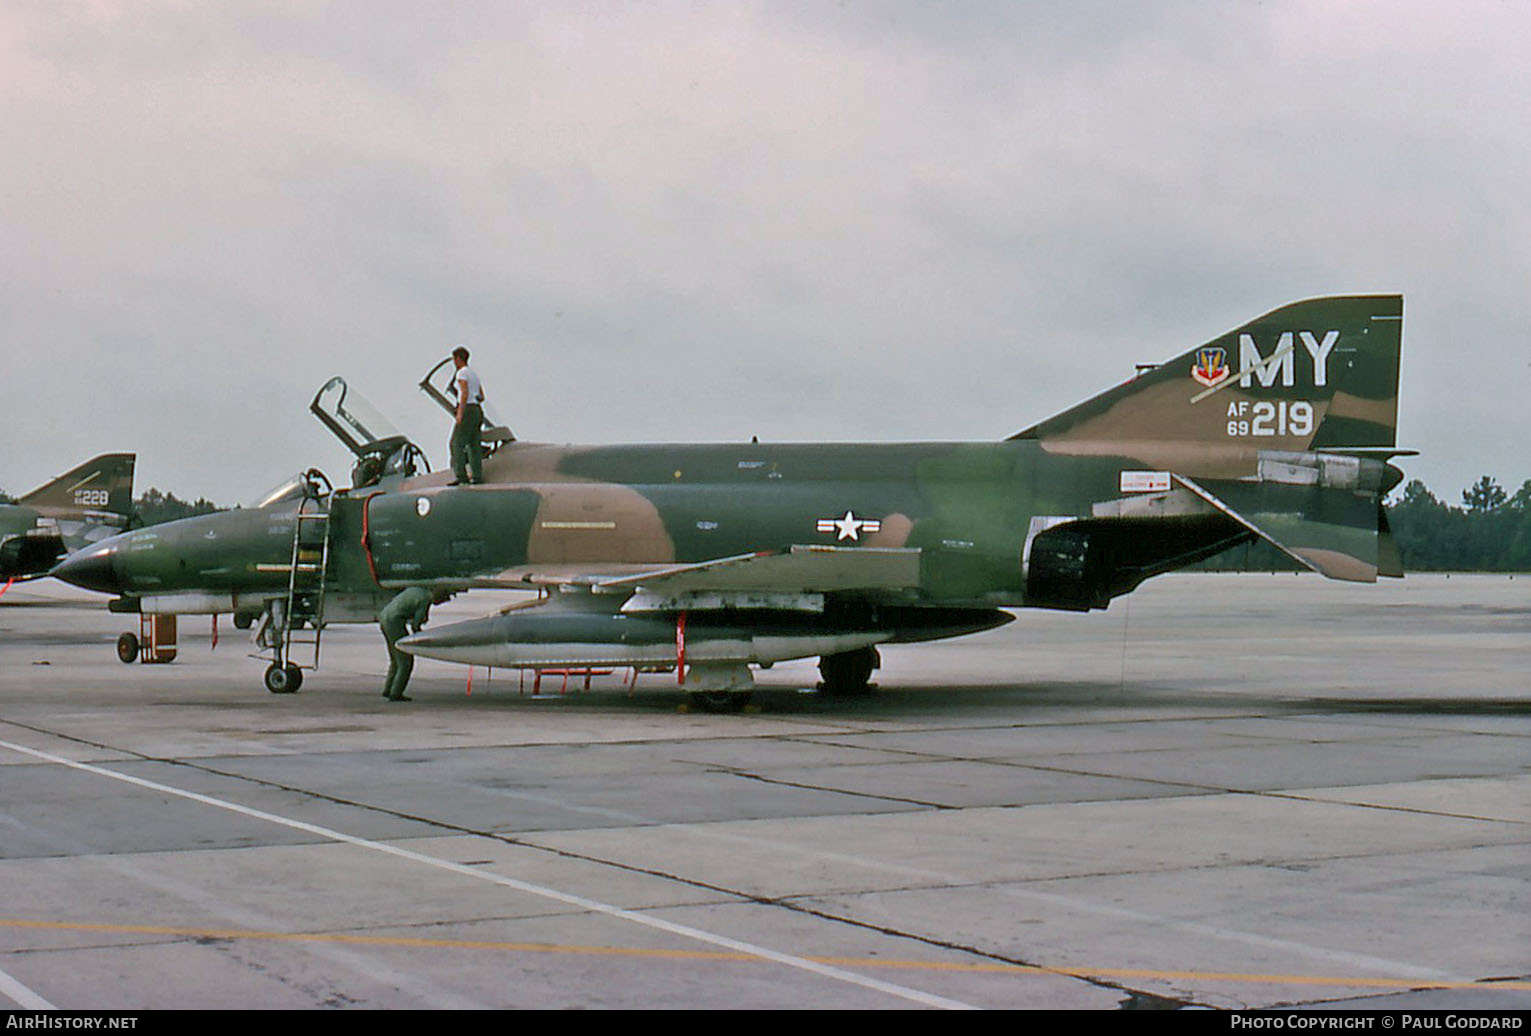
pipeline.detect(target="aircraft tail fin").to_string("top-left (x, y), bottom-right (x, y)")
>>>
top-left (18, 453), bottom-right (136, 519)
top-left (1011, 295), bottom-right (1404, 452)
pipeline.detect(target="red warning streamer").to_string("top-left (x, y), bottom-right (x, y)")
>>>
top-left (675, 611), bottom-right (688, 686)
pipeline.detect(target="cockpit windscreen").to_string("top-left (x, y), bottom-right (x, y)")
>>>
top-left (249, 473), bottom-right (323, 510)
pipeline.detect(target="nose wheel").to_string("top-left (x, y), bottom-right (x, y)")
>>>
top-left (264, 663), bottom-right (304, 694)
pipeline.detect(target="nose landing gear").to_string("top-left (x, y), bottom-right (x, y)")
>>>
top-left (263, 663), bottom-right (304, 694)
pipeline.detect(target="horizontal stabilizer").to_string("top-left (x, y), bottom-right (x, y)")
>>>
top-left (1376, 505), bottom-right (1404, 579)
top-left (1175, 474), bottom-right (1387, 582)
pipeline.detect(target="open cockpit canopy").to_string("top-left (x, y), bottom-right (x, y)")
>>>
top-left (419, 357), bottom-right (515, 450)
top-left (310, 377), bottom-right (429, 488)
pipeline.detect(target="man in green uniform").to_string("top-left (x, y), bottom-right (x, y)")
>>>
top-left (380, 585), bottom-right (437, 702)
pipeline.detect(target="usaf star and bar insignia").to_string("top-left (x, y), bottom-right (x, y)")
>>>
top-left (816, 510), bottom-right (882, 541)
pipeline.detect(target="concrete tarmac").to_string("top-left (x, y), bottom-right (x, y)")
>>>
top-left (0, 573), bottom-right (1525, 1010)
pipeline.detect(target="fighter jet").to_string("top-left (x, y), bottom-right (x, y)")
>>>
top-left (55, 295), bottom-right (1408, 707)
top-left (1, 454), bottom-right (136, 582)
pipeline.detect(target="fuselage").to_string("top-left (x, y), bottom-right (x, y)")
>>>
top-left (53, 437), bottom-right (1249, 616)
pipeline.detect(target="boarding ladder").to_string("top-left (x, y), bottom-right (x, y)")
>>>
top-left (263, 470), bottom-right (334, 677)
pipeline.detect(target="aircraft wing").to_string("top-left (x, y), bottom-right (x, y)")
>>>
top-left (458, 561), bottom-right (684, 590)
top-left (460, 545), bottom-right (923, 608)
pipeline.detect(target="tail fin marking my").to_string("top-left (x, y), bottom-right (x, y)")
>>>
top-left (1012, 295), bottom-right (1404, 460)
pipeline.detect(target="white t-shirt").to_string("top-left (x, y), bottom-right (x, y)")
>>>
top-left (454, 365), bottom-right (484, 405)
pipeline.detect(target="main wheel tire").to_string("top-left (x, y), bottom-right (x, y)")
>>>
top-left (116, 632), bottom-right (139, 664)
top-left (264, 663), bottom-right (299, 694)
top-left (818, 646), bottom-right (879, 696)
top-left (688, 690), bottom-right (752, 713)
top-left (284, 664), bottom-right (304, 693)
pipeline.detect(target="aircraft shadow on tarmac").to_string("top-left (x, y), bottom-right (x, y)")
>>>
top-left (388, 677), bottom-right (1531, 718)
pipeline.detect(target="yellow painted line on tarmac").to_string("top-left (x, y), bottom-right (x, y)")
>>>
top-left (0, 738), bottom-right (976, 1010)
top-left (4, 918), bottom-right (1526, 992)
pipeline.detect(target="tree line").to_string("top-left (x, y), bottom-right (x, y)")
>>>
top-left (1385, 476), bottom-right (1531, 572)
top-left (129, 487), bottom-right (222, 527)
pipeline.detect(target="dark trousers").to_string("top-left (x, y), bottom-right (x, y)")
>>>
top-left (450, 404), bottom-right (484, 483)
top-left (378, 627), bottom-right (410, 697)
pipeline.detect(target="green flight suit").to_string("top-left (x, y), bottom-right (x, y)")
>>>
top-left (380, 586), bottom-right (434, 701)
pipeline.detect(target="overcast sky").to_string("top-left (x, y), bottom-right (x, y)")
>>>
top-left (3, 1), bottom-right (1526, 505)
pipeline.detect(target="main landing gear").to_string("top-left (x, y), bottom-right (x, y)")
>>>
top-left (818, 646), bottom-right (880, 697)
top-left (686, 647), bottom-right (882, 711)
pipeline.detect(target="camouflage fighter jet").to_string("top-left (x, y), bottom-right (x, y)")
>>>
top-left (55, 295), bottom-right (1408, 706)
top-left (0, 454), bottom-right (136, 582)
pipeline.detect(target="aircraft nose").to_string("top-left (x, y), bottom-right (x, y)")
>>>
top-left (52, 539), bottom-right (122, 594)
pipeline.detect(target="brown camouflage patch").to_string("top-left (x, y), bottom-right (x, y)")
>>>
top-left (865, 512), bottom-right (914, 548)
top-left (525, 483), bottom-right (676, 564)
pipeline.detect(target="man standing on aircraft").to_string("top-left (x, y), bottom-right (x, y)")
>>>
top-left (448, 345), bottom-right (486, 485)
top-left (379, 586), bottom-right (438, 701)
